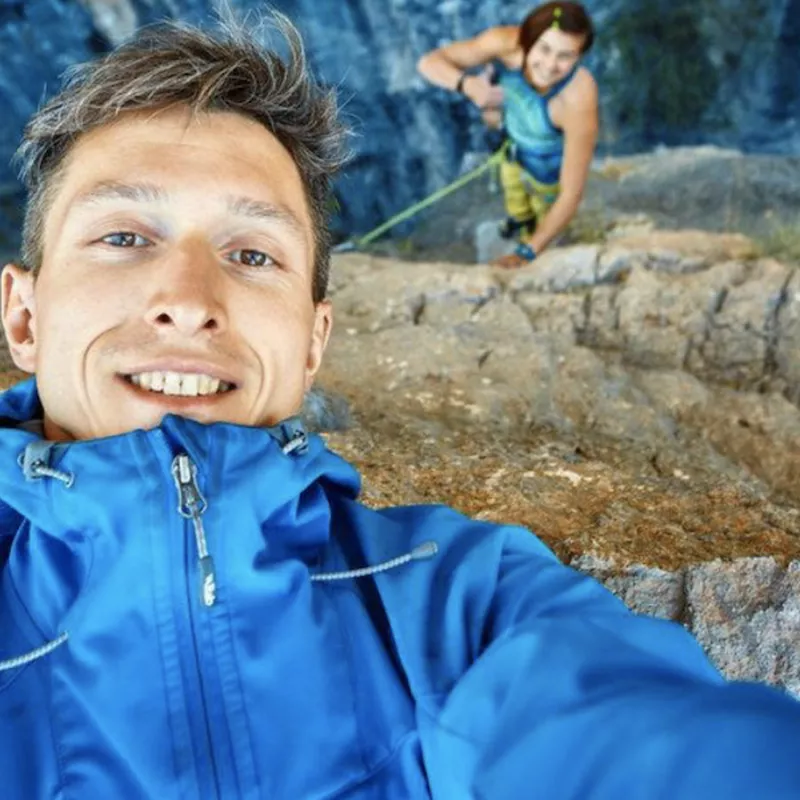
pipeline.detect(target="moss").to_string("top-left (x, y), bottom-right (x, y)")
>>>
top-left (752, 220), bottom-right (800, 267)
top-left (605, 4), bottom-right (718, 132)
top-left (591, 163), bottom-right (635, 182)
top-left (563, 209), bottom-right (610, 245)
top-left (602, 0), bottom-right (772, 140)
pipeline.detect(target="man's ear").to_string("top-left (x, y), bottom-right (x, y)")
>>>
top-left (1, 263), bottom-right (37, 374)
top-left (305, 300), bottom-right (332, 391)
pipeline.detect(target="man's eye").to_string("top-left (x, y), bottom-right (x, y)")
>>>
top-left (101, 232), bottom-right (149, 247)
top-left (229, 249), bottom-right (273, 268)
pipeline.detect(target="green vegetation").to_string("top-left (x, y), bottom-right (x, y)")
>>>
top-left (607, 6), bottom-right (718, 131)
top-left (602, 0), bottom-right (772, 140)
top-left (563, 209), bottom-right (610, 245)
top-left (752, 220), bottom-right (800, 267)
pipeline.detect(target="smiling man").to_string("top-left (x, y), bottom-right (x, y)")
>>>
top-left (5, 69), bottom-right (330, 441)
top-left (1, 13), bottom-right (800, 800)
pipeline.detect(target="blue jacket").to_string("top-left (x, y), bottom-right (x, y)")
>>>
top-left (1, 378), bottom-right (799, 799)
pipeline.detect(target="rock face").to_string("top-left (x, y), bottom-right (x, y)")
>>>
top-left (1, 0), bottom-right (800, 250)
top-left (575, 555), bottom-right (800, 698)
top-left (314, 233), bottom-right (800, 693)
top-left (324, 234), bottom-right (800, 502)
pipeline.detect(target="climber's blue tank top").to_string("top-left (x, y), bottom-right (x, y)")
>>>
top-left (497, 63), bottom-right (579, 185)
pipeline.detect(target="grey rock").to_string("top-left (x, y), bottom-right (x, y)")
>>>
top-left (605, 154), bottom-right (800, 239)
top-left (302, 388), bottom-right (353, 432)
top-left (572, 554), bottom-right (800, 697)
top-left (699, 259), bottom-right (792, 387)
top-left (508, 246), bottom-right (601, 293)
top-left (596, 247), bottom-right (642, 284)
top-left (474, 219), bottom-right (515, 264)
top-left (686, 558), bottom-right (800, 694)
top-left (575, 555), bottom-right (685, 621)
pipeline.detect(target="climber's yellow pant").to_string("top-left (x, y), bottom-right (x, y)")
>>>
top-left (499, 158), bottom-right (559, 227)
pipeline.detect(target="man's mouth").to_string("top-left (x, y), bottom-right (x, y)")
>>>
top-left (124, 371), bottom-right (234, 397)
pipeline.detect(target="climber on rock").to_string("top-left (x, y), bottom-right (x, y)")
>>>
top-left (418, 1), bottom-right (598, 268)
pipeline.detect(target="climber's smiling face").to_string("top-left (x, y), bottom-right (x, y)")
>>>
top-left (525, 27), bottom-right (584, 91)
top-left (1, 106), bottom-right (332, 441)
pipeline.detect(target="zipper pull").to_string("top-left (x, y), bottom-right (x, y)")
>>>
top-left (171, 454), bottom-right (217, 608)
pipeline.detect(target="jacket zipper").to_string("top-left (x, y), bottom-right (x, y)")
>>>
top-left (172, 454), bottom-right (217, 607)
top-left (171, 453), bottom-right (221, 798)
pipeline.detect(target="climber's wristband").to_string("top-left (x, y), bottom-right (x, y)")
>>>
top-left (515, 242), bottom-right (537, 262)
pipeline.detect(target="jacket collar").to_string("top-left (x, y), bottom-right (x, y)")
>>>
top-left (0, 378), bottom-right (361, 552)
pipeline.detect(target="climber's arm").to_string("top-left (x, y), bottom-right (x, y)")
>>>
top-left (417, 26), bottom-right (516, 108)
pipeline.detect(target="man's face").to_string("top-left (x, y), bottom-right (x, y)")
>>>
top-left (525, 28), bottom-right (584, 90)
top-left (1, 107), bottom-right (332, 441)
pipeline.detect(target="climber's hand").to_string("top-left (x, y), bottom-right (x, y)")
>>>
top-left (464, 66), bottom-right (503, 110)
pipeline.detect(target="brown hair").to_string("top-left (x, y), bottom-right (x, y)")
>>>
top-left (15, 12), bottom-right (349, 303)
top-left (519, 2), bottom-right (595, 57)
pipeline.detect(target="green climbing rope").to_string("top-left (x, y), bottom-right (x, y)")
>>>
top-left (348, 142), bottom-right (509, 249)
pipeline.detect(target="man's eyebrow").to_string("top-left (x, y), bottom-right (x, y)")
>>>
top-left (71, 180), bottom-right (166, 207)
top-left (226, 195), bottom-right (306, 239)
top-left (69, 183), bottom-right (307, 238)
top-left (72, 181), bottom-right (306, 238)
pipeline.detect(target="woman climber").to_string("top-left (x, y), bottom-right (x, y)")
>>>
top-left (418, 2), bottom-right (598, 268)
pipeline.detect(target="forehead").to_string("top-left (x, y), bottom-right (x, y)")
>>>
top-left (49, 106), bottom-right (311, 229)
top-left (534, 27), bottom-right (585, 54)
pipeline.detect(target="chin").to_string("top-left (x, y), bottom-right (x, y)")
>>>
top-left (162, 407), bottom-right (243, 428)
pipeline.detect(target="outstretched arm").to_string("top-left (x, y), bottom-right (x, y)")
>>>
top-left (526, 74), bottom-right (599, 255)
top-left (417, 26), bottom-right (516, 110)
top-left (419, 527), bottom-right (800, 799)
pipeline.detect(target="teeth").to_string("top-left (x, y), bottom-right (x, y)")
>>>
top-left (163, 372), bottom-right (182, 396)
top-left (181, 374), bottom-right (199, 396)
top-left (127, 371), bottom-right (231, 397)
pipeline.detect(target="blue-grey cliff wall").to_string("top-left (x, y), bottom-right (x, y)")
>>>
top-left (1, 0), bottom-right (798, 252)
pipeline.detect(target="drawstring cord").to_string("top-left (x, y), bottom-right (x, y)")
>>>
top-left (311, 541), bottom-right (438, 583)
top-left (1, 442), bottom-right (76, 672)
top-left (0, 632), bottom-right (69, 673)
top-left (17, 441), bottom-right (74, 488)
top-left (281, 430), bottom-right (309, 456)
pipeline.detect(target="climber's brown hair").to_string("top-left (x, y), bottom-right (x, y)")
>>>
top-left (519, 2), bottom-right (595, 57)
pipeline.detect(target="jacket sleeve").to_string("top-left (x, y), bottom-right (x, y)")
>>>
top-left (418, 526), bottom-right (800, 799)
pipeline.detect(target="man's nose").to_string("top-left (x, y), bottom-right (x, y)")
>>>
top-left (144, 243), bottom-right (227, 336)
